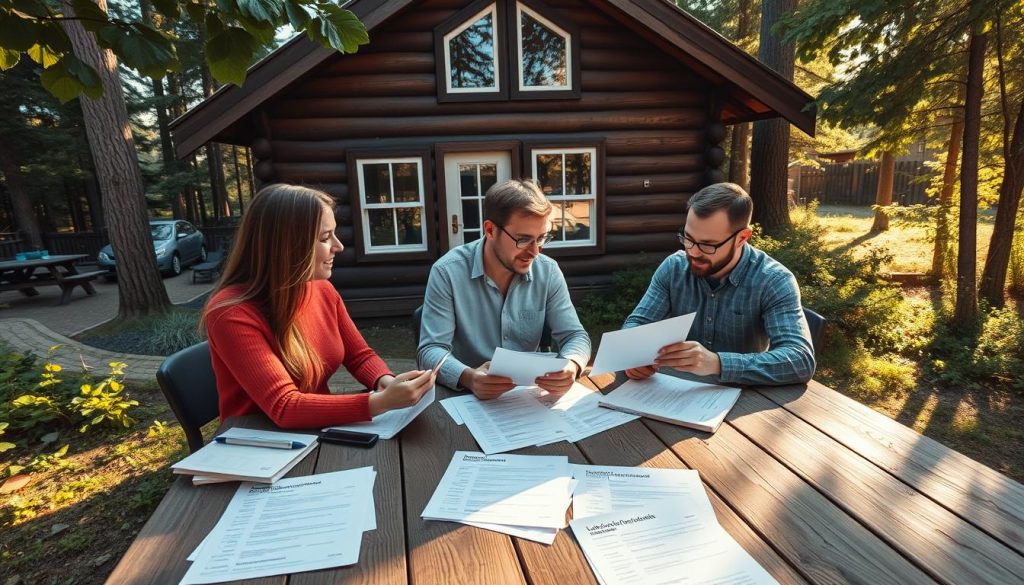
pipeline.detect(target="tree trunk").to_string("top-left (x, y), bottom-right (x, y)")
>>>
top-left (232, 145), bottom-right (245, 214)
top-left (952, 26), bottom-right (987, 330)
top-left (871, 151), bottom-right (896, 232)
top-left (62, 0), bottom-right (171, 319)
top-left (748, 0), bottom-right (796, 233)
top-left (979, 97), bottom-right (1024, 307)
top-left (244, 146), bottom-right (256, 198)
top-left (727, 0), bottom-right (752, 192)
top-left (931, 82), bottom-right (967, 277)
top-left (0, 138), bottom-right (44, 248)
top-left (206, 143), bottom-right (230, 219)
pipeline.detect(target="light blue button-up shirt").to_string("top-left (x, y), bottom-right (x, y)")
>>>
top-left (624, 244), bottom-right (815, 386)
top-left (417, 238), bottom-right (592, 389)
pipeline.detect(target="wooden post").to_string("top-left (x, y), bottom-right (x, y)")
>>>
top-left (871, 152), bottom-right (896, 232)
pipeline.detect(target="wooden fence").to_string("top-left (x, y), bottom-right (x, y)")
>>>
top-left (797, 160), bottom-right (935, 206)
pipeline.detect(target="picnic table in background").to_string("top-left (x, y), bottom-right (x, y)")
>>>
top-left (106, 375), bottom-right (1024, 584)
top-left (0, 254), bottom-right (106, 305)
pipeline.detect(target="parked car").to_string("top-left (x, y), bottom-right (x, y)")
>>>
top-left (98, 220), bottom-right (207, 279)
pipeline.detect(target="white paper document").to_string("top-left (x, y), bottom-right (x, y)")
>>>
top-left (599, 373), bottom-right (741, 433)
top-left (488, 347), bottom-right (571, 386)
top-left (180, 467), bottom-right (375, 585)
top-left (172, 427), bottom-right (318, 484)
top-left (590, 313), bottom-right (696, 375)
top-left (422, 451), bottom-right (572, 529)
top-left (325, 387), bottom-right (435, 439)
top-left (570, 503), bottom-right (779, 585)
top-left (534, 383), bottom-right (639, 442)
top-left (571, 465), bottom-right (715, 522)
top-left (461, 478), bottom-right (578, 545)
top-left (440, 397), bottom-right (466, 425)
top-left (448, 388), bottom-right (573, 454)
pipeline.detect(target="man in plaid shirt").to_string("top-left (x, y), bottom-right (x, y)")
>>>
top-left (623, 183), bottom-right (815, 386)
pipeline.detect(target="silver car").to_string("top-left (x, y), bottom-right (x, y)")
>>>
top-left (97, 220), bottom-right (207, 279)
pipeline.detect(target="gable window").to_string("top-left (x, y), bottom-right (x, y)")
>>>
top-left (445, 4), bottom-right (499, 94)
top-left (516, 4), bottom-right (569, 91)
top-left (349, 152), bottom-right (436, 260)
top-left (531, 146), bottom-right (599, 249)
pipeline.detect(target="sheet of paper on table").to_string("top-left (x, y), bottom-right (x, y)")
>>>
top-left (172, 427), bottom-right (319, 484)
top-left (180, 466), bottom-right (375, 585)
top-left (589, 313), bottom-right (696, 375)
top-left (488, 347), bottom-right (571, 386)
top-left (533, 383), bottom-right (639, 442)
top-left (598, 373), bottom-right (741, 433)
top-left (445, 388), bottom-right (573, 454)
top-left (324, 387), bottom-right (435, 439)
top-left (570, 464), bottom-right (714, 521)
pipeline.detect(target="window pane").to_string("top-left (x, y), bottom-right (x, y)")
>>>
top-left (564, 201), bottom-right (592, 241)
top-left (521, 12), bottom-right (567, 87)
top-left (464, 230), bottom-right (481, 243)
top-left (480, 163), bottom-right (498, 193)
top-left (536, 154), bottom-right (563, 195)
top-left (462, 199), bottom-right (480, 229)
top-left (368, 209), bottom-right (396, 247)
top-left (459, 164), bottom-right (479, 198)
top-left (393, 163), bottom-right (420, 203)
top-left (363, 163), bottom-right (392, 204)
top-left (565, 152), bottom-right (592, 195)
top-left (449, 13), bottom-right (496, 89)
top-left (396, 208), bottom-right (423, 245)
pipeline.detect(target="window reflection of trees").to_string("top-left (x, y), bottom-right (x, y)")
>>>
top-left (450, 14), bottom-right (496, 89)
top-left (520, 13), bottom-right (566, 87)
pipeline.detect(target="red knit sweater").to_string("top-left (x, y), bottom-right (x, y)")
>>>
top-left (205, 280), bottom-right (392, 428)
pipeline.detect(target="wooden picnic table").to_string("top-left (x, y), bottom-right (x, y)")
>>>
top-left (107, 375), bottom-right (1024, 584)
top-left (0, 254), bottom-right (105, 305)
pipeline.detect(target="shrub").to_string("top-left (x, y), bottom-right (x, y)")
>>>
top-left (576, 259), bottom-right (657, 337)
top-left (149, 310), bottom-right (202, 355)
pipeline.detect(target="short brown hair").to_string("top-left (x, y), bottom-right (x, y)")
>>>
top-left (686, 183), bottom-right (753, 230)
top-left (484, 178), bottom-right (553, 226)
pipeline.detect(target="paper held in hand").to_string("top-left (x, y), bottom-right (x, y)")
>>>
top-left (488, 347), bottom-right (570, 386)
top-left (589, 313), bottom-right (697, 375)
top-left (598, 373), bottom-right (741, 433)
top-left (324, 387), bottom-right (435, 440)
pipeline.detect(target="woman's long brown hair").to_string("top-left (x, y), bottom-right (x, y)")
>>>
top-left (202, 184), bottom-right (335, 391)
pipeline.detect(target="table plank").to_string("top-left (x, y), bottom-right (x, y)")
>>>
top-left (293, 438), bottom-right (407, 585)
top-left (758, 382), bottom-right (1024, 555)
top-left (730, 390), bottom-right (1024, 584)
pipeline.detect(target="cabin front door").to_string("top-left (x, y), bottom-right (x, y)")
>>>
top-left (441, 152), bottom-right (512, 250)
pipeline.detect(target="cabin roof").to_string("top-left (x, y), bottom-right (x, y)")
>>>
top-left (170, 0), bottom-right (816, 158)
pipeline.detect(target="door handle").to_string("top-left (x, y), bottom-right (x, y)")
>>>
top-left (451, 214), bottom-right (461, 234)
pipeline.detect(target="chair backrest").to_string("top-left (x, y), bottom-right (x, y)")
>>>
top-left (803, 306), bottom-right (826, 356)
top-left (156, 341), bottom-right (219, 453)
top-left (412, 304), bottom-right (553, 351)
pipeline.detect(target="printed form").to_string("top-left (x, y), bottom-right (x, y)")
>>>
top-left (325, 387), bottom-right (435, 439)
top-left (447, 389), bottom-right (572, 453)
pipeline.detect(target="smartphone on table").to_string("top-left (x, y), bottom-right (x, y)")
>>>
top-left (319, 429), bottom-right (379, 448)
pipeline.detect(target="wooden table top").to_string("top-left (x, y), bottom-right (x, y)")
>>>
top-left (107, 375), bottom-right (1024, 585)
top-left (0, 254), bottom-right (87, 271)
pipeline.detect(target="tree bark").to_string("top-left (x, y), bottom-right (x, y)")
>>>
top-left (62, 0), bottom-right (171, 319)
top-left (0, 138), bottom-right (43, 248)
top-left (931, 81), bottom-right (966, 277)
top-left (727, 0), bottom-right (752, 192)
top-left (979, 97), bottom-right (1024, 307)
top-left (748, 0), bottom-right (796, 233)
top-left (952, 25), bottom-right (986, 330)
top-left (871, 151), bottom-right (896, 232)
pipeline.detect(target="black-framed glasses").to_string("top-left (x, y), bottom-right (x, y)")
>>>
top-left (677, 227), bottom-right (744, 254)
top-left (501, 226), bottom-right (556, 249)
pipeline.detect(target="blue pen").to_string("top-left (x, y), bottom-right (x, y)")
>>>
top-left (214, 436), bottom-right (306, 450)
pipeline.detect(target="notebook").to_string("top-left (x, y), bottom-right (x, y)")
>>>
top-left (171, 427), bottom-right (318, 484)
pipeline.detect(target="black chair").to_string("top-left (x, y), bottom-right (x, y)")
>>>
top-left (156, 341), bottom-right (219, 453)
top-left (412, 305), bottom-right (552, 351)
top-left (803, 306), bottom-right (826, 356)
top-left (192, 249), bottom-right (225, 284)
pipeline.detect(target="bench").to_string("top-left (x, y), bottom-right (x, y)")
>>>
top-left (57, 270), bottom-right (105, 304)
top-left (192, 251), bottom-right (225, 284)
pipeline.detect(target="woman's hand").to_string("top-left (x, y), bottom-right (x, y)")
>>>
top-left (368, 369), bottom-right (434, 416)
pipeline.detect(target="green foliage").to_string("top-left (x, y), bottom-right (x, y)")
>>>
top-left (930, 306), bottom-right (1024, 393)
top-left (576, 259), bottom-right (657, 337)
top-left (149, 310), bottom-right (203, 355)
top-left (71, 371), bottom-right (140, 432)
top-left (0, 0), bottom-right (370, 100)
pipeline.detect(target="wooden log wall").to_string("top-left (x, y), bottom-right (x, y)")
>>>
top-left (252, 0), bottom-right (718, 317)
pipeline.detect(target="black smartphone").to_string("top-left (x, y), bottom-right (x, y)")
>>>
top-left (319, 429), bottom-right (379, 448)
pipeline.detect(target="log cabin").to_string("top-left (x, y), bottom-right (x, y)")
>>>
top-left (170, 0), bottom-right (816, 317)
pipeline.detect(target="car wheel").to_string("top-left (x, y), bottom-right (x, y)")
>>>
top-left (170, 253), bottom-right (182, 276)
top-left (198, 245), bottom-right (208, 263)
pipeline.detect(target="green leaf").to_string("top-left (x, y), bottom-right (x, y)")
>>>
top-left (0, 12), bottom-right (41, 51)
top-left (108, 24), bottom-right (177, 79)
top-left (10, 0), bottom-right (50, 17)
top-left (54, 444), bottom-right (69, 457)
top-left (205, 26), bottom-right (258, 86)
top-left (8, 465), bottom-right (25, 476)
top-left (41, 54), bottom-right (101, 102)
top-left (0, 48), bottom-right (20, 70)
top-left (237, 0), bottom-right (282, 23)
top-left (285, 0), bottom-right (310, 30)
top-left (320, 5), bottom-right (367, 53)
top-left (184, 2), bottom-right (206, 23)
top-left (26, 43), bottom-right (60, 68)
top-left (68, 0), bottom-right (109, 33)
top-left (205, 13), bottom-right (225, 37)
top-left (0, 442), bottom-right (15, 453)
top-left (215, 0), bottom-right (238, 16)
top-left (151, 0), bottom-right (180, 19)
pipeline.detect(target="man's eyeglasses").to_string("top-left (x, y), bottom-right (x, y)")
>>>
top-left (677, 227), bottom-right (745, 254)
top-left (501, 226), bottom-right (556, 249)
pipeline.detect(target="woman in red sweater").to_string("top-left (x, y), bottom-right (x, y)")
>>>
top-left (203, 184), bottom-right (433, 428)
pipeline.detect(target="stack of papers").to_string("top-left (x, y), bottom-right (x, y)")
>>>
top-left (171, 428), bottom-right (318, 485)
top-left (569, 464), bottom-right (778, 584)
top-left (181, 467), bottom-right (376, 584)
top-left (599, 373), bottom-right (742, 433)
top-left (422, 451), bottom-right (574, 545)
top-left (324, 387), bottom-right (435, 439)
top-left (441, 383), bottom-right (637, 454)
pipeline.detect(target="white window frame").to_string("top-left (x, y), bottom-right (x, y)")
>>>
top-left (516, 2), bottom-right (571, 92)
top-left (356, 157), bottom-right (429, 255)
top-left (531, 147), bottom-right (597, 248)
top-left (444, 4), bottom-right (501, 94)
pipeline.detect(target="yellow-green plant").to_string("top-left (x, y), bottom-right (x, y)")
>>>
top-left (70, 361), bottom-right (139, 432)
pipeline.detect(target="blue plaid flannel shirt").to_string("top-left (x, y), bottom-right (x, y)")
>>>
top-left (623, 244), bottom-right (815, 386)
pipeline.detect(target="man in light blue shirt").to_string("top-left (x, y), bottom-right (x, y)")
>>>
top-left (418, 179), bottom-right (591, 399)
top-left (624, 183), bottom-right (814, 386)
